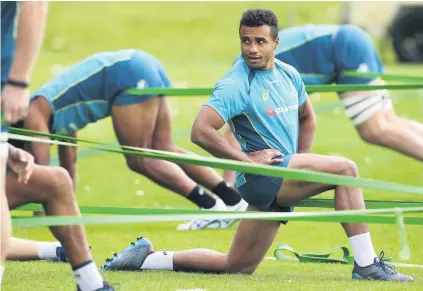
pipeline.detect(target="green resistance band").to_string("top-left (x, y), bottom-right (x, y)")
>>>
top-left (274, 243), bottom-right (392, 265)
top-left (8, 131), bottom-right (423, 196)
top-left (11, 206), bottom-right (423, 227)
top-left (15, 199), bottom-right (423, 214)
top-left (125, 83), bottom-right (423, 97)
top-left (342, 71), bottom-right (423, 82)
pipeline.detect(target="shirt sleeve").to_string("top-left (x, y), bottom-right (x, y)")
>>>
top-left (205, 78), bottom-right (246, 123)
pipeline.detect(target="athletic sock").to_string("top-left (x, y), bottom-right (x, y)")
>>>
top-left (211, 181), bottom-right (242, 206)
top-left (141, 251), bottom-right (174, 270)
top-left (349, 232), bottom-right (377, 267)
top-left (73, 260), bottom-right (103, 291)
top-left (38, 241), bottom-right (62, 260)
top-left (0, 138), bottom-right (8, 157)
top-left (187, 186), bottom-right (216, 209)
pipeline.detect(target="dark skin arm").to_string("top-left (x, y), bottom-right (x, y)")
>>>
top-left (58, 132), bottom-right (78, 189)
top-left (297, 98), bottom-right (316, 153)
top-left (191, 106), bottom-right (283, 165)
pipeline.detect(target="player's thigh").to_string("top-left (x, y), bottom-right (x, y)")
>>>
top-left (6, 164), bottom-right (68, 209)
top-left (24, 96), bottom-right (52, 133)
top-left (276, 153), bottom-right (355, 204)
top-left (226, 205), bottom-right (280, 273)
top-left (23, 97), bottom-right (52, 155)
top-left (111, 97), bottom-right (161, 147)
top-left (151, 97), bottom-right (173, 148)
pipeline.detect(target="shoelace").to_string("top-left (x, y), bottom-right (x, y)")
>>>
top-left (377, 251), bottom-right (396, 275)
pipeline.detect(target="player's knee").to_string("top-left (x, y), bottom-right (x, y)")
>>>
top-left (226, 264), bottom-right (256, 275)
top-left (224, 256), bottom-right (258, 275)
top-left (126, 156), bottom-right (151, 174)
top-left (49, 167), bottom-right (74, 201)
top-left (337, 158), bottom-right (359, 177)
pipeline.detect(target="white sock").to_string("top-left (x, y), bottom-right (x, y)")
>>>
top-left (0, 264), bottom-right (4, 286)
top-left (349, 232), bottom-right (377, 267)
top-left (0, 139), bottom-right (8, 157)
top-left (38, 241), bottom-right (62, 260)
top-left (73, 261), bottom-right (103, 291)
top-left (140, 251), bottom-right (174, 270)
top-left (208, 199), bottom-right (227, 211)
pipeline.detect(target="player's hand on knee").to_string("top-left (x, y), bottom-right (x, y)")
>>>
top-left (1, 85), bottom-right (30, 123)
top-left (249, 149), bottom-right (284, 165)
top-left (8, 146), bottom-right (34, 184)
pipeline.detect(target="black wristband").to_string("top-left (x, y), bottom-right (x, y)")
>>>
top-left (6, 79), bottom-right (29, 89)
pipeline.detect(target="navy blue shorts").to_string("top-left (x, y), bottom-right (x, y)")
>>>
top-left (237, 154), bottom-right (294, 224)
top-left (333, 25), bottom-right (384, 85)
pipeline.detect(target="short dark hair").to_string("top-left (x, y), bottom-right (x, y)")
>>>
top-left (239, 9), bottom-right (279, 39)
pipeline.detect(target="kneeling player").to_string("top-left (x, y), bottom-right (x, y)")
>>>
top-left (100, 9), bottom-right (413, 282)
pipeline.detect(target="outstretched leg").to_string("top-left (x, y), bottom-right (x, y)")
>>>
top-left (103, 205), bottom-right (280, 274)
top-left (356, 108), bottom-right (423, 161)
top-left (339, 79), bottom-right (423, 161)
top-left (6, 237), bottom-right (62, 261)
top-left (102, 153), bottom-right (413, 281)
top-left (111, 97), bottom-right (223, 211)
top-left (152, 98), bottom-right (223, 189)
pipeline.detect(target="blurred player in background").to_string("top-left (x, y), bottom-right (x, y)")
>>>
top-left (11, 49), bottom-right (248, 231)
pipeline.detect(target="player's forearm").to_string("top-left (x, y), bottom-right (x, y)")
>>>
top-left (298, 113), bottom-right (316, 153)
top-left (191, 126), bottom-right (252, 163)
top-left (8, 2), bottom-right (48, 82)
top-left (58, 145), bottom-right (77, 187)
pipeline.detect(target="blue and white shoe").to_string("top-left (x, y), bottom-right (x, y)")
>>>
top-left (216, 199), bottom-right (249, 229)
top-left (176, 199), bottom-right (248, 231)
top-left (352, 252), bottom-right (414, 282)
top-left (101, 237), bottom-right (154, 272)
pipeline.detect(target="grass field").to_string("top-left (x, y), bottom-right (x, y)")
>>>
top-left (3, 2), bottom-right (423, 291)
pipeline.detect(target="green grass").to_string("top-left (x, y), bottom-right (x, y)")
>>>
top-left (3, 2), bottom-right (423, 290)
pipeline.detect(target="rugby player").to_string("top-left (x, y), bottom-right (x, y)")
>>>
top-left (101, 9), bottom-right (413, 282)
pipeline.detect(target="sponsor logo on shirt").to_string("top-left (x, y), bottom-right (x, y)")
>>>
top-left (266, 105), bottom-right (298, 117)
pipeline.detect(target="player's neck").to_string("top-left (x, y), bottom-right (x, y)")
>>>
top-left (261, 59), bottom-right (275, 71)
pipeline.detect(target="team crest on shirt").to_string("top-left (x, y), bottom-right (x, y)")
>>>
top-left (136, 79), bottom-right (148, 89)
top-left (262, 90), bottom-right (270, 102)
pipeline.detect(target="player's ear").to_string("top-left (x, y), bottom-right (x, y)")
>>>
top-left (273, 37), bottom-right (279, 50)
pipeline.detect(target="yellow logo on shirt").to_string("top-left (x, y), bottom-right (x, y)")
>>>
top-left (262, 90), bottom-right (270, 102)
